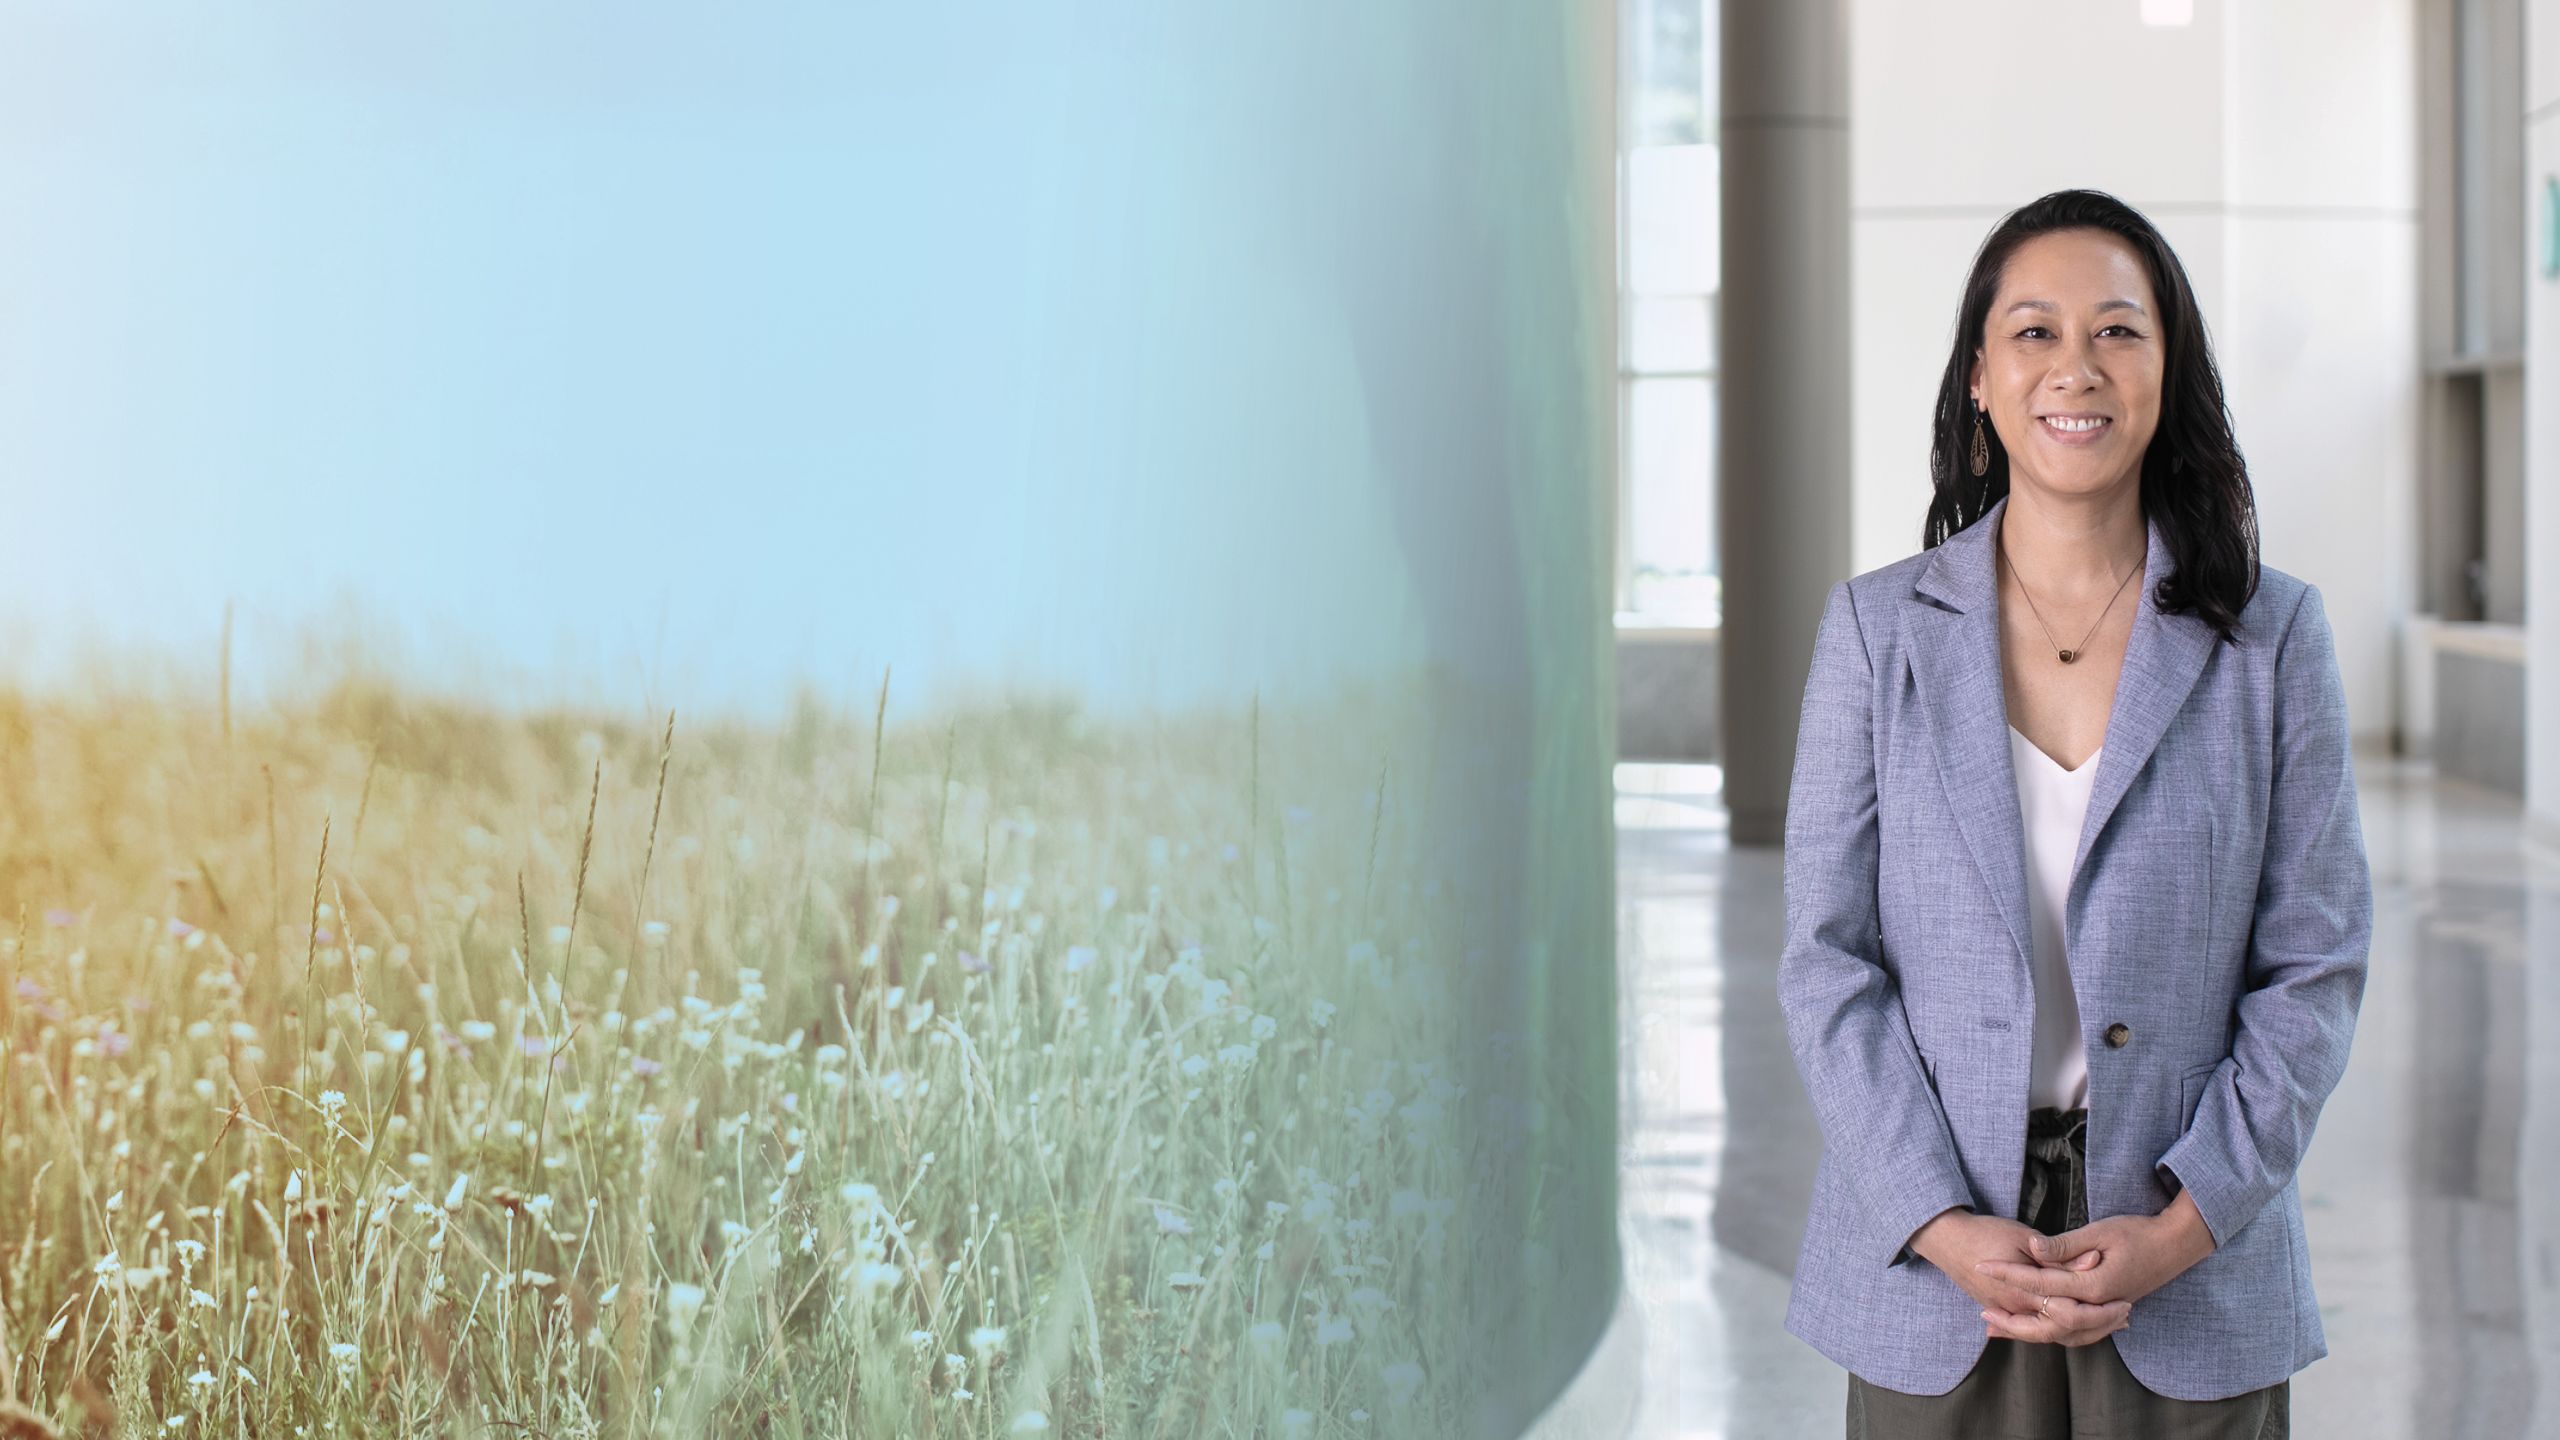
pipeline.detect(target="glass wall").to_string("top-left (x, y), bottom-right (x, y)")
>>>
top-left (0, 5), bottom-right (1621, 1437)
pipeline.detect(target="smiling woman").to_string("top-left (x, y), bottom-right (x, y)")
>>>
top-left (1781, 189), bottom-right (2371, 1439)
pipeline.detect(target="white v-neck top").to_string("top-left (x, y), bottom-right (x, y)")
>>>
top-left (2009, 724), bottom-right (2100, 1114)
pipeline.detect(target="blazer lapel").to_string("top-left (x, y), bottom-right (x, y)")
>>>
top-left (1908, 496), bottom-right (2034, 976)
top-left (1905, 493), bottom-right (2215, 977)
top-left (2068, 505), bottom-right (2215, 913)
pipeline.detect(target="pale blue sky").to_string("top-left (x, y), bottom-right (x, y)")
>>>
top-left (0, 3), bottom-right (1466, 723)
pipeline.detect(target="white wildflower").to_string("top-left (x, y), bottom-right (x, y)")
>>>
top-left (663, 1282), bottom-right (707, 1330)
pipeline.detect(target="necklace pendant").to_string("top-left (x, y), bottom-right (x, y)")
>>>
top-left (2058, 649), bottom-right (2076, 663)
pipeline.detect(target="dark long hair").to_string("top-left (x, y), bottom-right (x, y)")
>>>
top-left (1924, 188), bottom-right (2258, 644)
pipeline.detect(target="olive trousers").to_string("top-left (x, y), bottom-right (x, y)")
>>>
top-left (1844, 1105), bottom-right (2290, 1439)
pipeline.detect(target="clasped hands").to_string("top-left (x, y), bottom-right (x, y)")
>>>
top-left (1910, 1191), bottom-right (2217, 1347)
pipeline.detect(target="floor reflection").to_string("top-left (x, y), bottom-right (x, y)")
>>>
top-left (1609, 752), bottom-right (2560, 1439)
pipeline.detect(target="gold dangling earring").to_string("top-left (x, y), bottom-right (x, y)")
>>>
top-left (1968, 401), bottom-right (1990, 477)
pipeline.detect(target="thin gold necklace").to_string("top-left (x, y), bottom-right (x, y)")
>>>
top-left (1998, 531), bottom-right (2141, 664)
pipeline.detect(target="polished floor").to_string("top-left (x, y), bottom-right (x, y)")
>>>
top-left (1607, 748), bottom-right (2560, 1438)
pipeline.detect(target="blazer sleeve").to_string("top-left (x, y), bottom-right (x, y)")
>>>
top-left (1778, 578), bottom-right (1976, 1269)
top-left (2154, 581), bottom-right (2373, 1250)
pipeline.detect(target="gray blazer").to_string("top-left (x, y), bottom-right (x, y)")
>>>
top-left (1777, 493), bottom-right (2372, 1403)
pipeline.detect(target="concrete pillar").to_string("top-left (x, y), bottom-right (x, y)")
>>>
top-left (1718, 0), bottom-right (1850, 844)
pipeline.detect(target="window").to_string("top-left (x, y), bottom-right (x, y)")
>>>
top-left (1615, 0), bottom-right (1719, 628)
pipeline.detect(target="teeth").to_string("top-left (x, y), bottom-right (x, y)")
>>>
top-left (2044, 416), bottom-right (2107, 433)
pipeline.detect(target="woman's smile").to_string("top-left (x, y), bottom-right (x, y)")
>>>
top-left (2037, 413), bottom-right (2113, 445)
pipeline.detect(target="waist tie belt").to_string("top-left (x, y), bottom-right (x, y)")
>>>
top-left (2019, 1105), bottom-right (2089, 1235)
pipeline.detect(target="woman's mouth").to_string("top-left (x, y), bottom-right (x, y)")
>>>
top-left (2039, 415), bottom-right (2111, 444)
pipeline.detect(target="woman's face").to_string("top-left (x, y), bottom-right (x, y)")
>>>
top-left (1969, 228), bottom-right (2164, 500)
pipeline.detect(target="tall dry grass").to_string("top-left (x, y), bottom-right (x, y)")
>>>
top-left (0, 670), bottom-right (1542, 1437)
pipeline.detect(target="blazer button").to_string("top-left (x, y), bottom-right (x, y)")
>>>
top-left (2104, 1022), bottom-right (2132, 1048)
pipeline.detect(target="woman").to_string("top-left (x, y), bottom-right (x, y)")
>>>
top-left (1775, 188), bottom-right (2371, 1438)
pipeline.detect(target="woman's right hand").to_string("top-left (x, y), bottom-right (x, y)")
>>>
top-left (1911, 1210), bottom-right (2128, 1345)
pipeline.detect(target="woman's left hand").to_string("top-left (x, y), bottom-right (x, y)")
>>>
top-left (1972, 1205), bottom-right (2216, 1343)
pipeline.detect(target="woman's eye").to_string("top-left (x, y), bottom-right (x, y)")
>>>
top-left (2016, 325), bottom-right (2139, 339)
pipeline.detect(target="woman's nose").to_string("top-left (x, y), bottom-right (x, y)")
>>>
top-left (2049, 338), bottom-right (2102, 384)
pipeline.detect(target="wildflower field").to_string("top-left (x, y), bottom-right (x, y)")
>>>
top-left (0, 671), bottom-right (1607, 1438)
